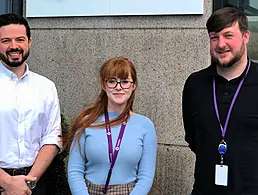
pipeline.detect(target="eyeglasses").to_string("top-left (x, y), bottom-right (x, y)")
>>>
top-left (105, 79), bottom-right (134, 89)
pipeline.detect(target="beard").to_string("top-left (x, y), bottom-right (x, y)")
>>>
top-left (211, 42), bottom-right (245, 69)
top-left (0, 48), bottom-right (30, 68)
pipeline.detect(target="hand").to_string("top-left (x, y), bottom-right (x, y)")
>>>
top-left (2, 175), bottom-right (36, 195)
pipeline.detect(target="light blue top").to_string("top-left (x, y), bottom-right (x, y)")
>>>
top-left (68, 112), bottom-right (157, 195)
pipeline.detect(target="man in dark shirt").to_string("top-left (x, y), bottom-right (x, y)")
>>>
top-left (183, 7), bottom-right (258, 195)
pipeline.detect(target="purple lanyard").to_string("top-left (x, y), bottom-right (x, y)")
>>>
top-left (213, 60), bottom-right (251, 138)
top-left (103, 112), bottom-right (127, 194)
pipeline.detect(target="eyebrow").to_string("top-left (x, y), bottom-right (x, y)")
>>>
top-left (1, 36), bottom-right (26, 40)
top-left (210, 30), bottom-right (233, 36)
top-left (222, 31), bottom-right (233, 34)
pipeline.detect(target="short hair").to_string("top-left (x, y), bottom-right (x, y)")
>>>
top-left (0, 13), bottom-right (31, 39)
top-left (206, 7), bottom-right (248, 33)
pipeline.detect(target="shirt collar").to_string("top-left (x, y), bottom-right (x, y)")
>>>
top-left (0, 61), bottom-right (30, 81)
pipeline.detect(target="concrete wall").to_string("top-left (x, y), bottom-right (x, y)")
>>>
top-left (248, 21), bottom-right (258, 61)
top-left (25, 1), bottom-right (213, 194)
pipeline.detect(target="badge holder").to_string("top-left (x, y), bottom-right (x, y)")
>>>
top-left (215, 140), bottom-right (228, 186)
top-left (218, 140), bottom-right (227, 165)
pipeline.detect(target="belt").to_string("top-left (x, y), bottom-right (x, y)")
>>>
top-left (2, 166), bottom-right (32, 176)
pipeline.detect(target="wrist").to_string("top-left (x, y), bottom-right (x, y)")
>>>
top-left (0, 172), bottom-right (11, 189)
top-left (27, 173), bottom-right (38, 182)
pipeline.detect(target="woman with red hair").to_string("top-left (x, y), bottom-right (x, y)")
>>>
top-left (66, 57), bottom-right (157, 195)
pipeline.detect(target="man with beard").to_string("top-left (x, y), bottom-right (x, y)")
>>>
top-left (0, 14), bottom-right (61, 195)
top-left (182, 7), bottom-right (258, 195)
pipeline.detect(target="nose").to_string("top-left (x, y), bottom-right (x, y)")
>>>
top-left (115, 81), bottom-right (122, 90)
top-left (217, 37), bottom-right (226, 49)
top-left (9, 40), bottom-right (18, 49)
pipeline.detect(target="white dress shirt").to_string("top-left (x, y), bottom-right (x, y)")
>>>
top-left (0, 62), bottom-right (62, 168)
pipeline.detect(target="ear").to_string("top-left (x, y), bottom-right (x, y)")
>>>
top-left (28, 38), bottom-right (33, 47)
top-left (131, 83), bottom-right (136, 91)
top-left (243, 30), bottom-right (250, 45)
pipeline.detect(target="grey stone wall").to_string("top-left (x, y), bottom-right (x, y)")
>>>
top-left (25, 1), bottom-right (213, 194)
top-left (248, 21), bottom-right (258, 61)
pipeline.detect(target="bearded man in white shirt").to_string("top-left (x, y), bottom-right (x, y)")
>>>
top-left (0, 13), bottom-right (62, 195)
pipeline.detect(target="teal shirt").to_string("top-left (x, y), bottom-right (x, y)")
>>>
top-left (68, 112), bottom-right (157, 195)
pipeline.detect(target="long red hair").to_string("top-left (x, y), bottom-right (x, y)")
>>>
top-left (65, 57), bottom-right (138, 151)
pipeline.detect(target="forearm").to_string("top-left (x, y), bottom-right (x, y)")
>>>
top-left (183, 114), bottom-right (196, 153)
top-left (0, 169), bottom-right (11, 188)
top-left (28, 144), bottom-right (59, 180)
top-left (182, 75), bottom-right (196, 153)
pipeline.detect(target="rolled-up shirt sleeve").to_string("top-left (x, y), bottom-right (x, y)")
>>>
top-left (40, 83), bottom-right (62, 150)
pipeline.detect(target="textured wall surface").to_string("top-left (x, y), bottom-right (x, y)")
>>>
top-left (25, 0), bottom-right (213, 194)
top-left (248, 21), bottom-right (258, 61)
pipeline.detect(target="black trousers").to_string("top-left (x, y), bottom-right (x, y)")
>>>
top-left (31, 175), bottom-right (47, 195)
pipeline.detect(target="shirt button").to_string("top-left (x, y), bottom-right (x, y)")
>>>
top-left (224, 92), bottom-right (228, 95)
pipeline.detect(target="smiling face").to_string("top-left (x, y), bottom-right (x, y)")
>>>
top-left (103, 75), bottom-right (136, 111)
top-left (0, 24), bottom-right (32, 68)
top-left (209, 22), bottom-right (250, 68)
top-left (99, 57), bottom-right (138, 113)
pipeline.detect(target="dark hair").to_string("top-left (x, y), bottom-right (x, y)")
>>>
top-left (206, 7), bottom-right (248, 34)
top-left (0, 13), bottom-right (31, 39)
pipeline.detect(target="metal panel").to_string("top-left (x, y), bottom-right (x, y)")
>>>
top-left (0, 0), bottom-right (8, 14)
top-left (12, 0), bottom-right (23, 16)
top-left (0, 0), bottom-right (23, 15)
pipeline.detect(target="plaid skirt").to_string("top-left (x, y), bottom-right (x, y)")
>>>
top-left (85, 180), bottom-right (136, 195)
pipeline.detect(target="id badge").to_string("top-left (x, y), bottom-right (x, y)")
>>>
top-left (215, 164), bottom-right (228, 186)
